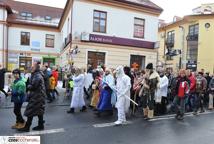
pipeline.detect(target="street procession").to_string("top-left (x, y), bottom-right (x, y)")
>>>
top-left (1, 62), bottom-right (214, 130)
top-left (0, 0), bottom-right (214, 144)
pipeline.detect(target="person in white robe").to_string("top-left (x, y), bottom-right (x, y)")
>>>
top-left (114, 66), bottom-right (131, 125)
top-left (67, 68), bottom-right (86, 113)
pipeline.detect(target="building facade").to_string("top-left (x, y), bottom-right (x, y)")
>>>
top-left (0, 0), bottom-right (63, 71)
top-left (60, 0), bottom-right (162, 70)
top-left (1, 0), bottom-right (162, 71)
top-left (158, 7), bottom-right (214, 73)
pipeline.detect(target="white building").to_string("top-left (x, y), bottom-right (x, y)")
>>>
top-left (60, 0), bottom-right (163, 70)
top-left (0, 0), bottom-right (63, 71)
top-left (0, 0), bottom-right (162, 71)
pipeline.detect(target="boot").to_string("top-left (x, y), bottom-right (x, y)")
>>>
top-left (17, 122), bottom-right (26, 129)
top-left (18, 121), bottom-right (31, 132)
top-left (32, 122), bottom-right (44, 131)
top-left (147, 110), bottom-right (154, 120)
top-left (143, 108), bottom-right (148, 119)
top-left (67, 108), bottom-right (75, 114)
top-left (80, 106), bottom-right (87, 112)
top-left (177, 114), bottom-right (184, 121)
top-left (11, 123), bottom-right (19, 129)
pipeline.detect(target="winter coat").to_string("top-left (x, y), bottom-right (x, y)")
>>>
top-left (188, 74), bottom-right (196, 93)
top-left (43, 69), bottom-right (50, 90)
top-left (24, 70), bottom-right (46, 117)
top-left (0, 68), bottom-right (6, 89)
top-left (11, 77), bottom-right (26, 103)
top-left (49, 76), bottom-right (56, 90)
top-left (176, 76), bottom-right (190, 98)
top-left (52, 70), bottom-right (59, 87)
top-left (196, 76), bottom-right (207, 93)
top-left (209, 78), bottom-right (214, 94)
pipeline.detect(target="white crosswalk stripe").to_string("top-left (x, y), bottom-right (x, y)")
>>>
top-left (14, 128), bottom-right (65, 136)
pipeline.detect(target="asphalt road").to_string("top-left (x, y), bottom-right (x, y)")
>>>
top-left (1, 89), bottom-right (214, 144)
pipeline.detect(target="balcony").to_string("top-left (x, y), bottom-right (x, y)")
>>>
top-left (186, 34), bottom-right (198, 41)
top-left (64, 33), bottom-right (72, 49)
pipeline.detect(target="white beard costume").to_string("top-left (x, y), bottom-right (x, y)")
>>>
top-left (115, 66), bottom-right (131, 125)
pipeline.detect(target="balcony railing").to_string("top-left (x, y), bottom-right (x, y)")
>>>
top-left (186, 34), bottom-right (198, 41)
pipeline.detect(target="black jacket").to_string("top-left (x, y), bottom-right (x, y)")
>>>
top-left (24, 70), bottom-right (46, 117)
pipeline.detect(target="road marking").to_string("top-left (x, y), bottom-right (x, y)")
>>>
top-left (93, 121), bottom-right (132, 128)
top-left (14, 128), bottom-right (65, 136)
top-left (149, 111), bottom-right (214, 122)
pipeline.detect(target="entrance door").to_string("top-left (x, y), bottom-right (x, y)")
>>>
top-left (43, 58), bottom-right (56, 68)
top-left (88, 51), bottom-right (105, 69)
top-left (130, 55), bottom-right (145, 70)
top-left (19, 57), bottom-right (32, 72)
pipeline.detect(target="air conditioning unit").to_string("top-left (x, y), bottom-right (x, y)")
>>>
top-left (81, 32), bottom-right (90, 41)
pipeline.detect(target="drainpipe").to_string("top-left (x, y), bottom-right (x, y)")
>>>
top-left (6, 24), bottom-right (9, 70)
top-left (2, 9), bottom-right (5, 67)
top-left (163, 28), bottom-right (167, 69)
top-left (179, 25), bottom-right (185, 69)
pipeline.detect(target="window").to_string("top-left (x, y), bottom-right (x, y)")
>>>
top-left (45, 16), bottom-right (52, 21)
top-left (93, 10), bottom-right (107, 33)
top-left (46, 34), bottom-right (55, 48)
top-left (189, 24), bottom-right (199, 36)
top-left (21, 32), bottom-right (30, 45)
top-left (167, 30), bottom-right (175, 44)
top-left (134, 18), bottom-right (145, 38)
top-left (20, 12), bottom-right (32, 19)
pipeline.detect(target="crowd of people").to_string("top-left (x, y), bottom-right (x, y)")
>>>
top-left (0, 62), bottom-right (214, 132)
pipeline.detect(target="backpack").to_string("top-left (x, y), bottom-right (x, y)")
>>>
top-left (196, 77), bottom-right (203, 92)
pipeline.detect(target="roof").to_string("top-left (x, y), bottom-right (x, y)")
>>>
top-left (115, 0), bottom-right (163, 13)
top-left (159, 13), bottom-right (214, 31)
top-left (0, 1), bottom-right (13, 14)
top-left (1, 0), bottom-right (63, 28)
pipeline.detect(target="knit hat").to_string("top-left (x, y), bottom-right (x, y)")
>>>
top-left (146, 63), bottom-right (153, 70)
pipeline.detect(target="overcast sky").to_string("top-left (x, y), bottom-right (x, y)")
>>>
top-left (15, 0), bottom-right (214, 22)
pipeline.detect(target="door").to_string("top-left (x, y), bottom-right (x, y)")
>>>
top-left (130, 55), bottom-right (145, 70)
top-left (88, 51), bottom-right (105, 69)
top-left (43, 58), bottom-right (56, 68)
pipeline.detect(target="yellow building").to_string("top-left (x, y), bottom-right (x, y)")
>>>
top-left (158, 14), bottom-right (214, 73)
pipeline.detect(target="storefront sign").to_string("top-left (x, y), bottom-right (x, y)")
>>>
top-left (84, 34), bottom-right (155, 49)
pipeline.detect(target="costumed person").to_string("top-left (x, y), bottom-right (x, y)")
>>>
top-left (171, 69), bottom-right (190, 120)
top-left (193, 72), bottom-right (207, 115)
top-left (114, 66), bottom-right (131, 125)
top-left (96, 68), bottom-right (114, 116)
top-left (90, 70), bottom-right (101, 110)
top-left (9, 69), bottom-right (26, 129)
top-left (18, 62), bottom-right (46, 132)
top-left (208, 76), bottom-right (214, 110)
top-left (142, 63), bottom-right (160, 120)
top-left (67, 68), bottom-right (86, 113)
top-left (155, 69), bottom-right (169, 115)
